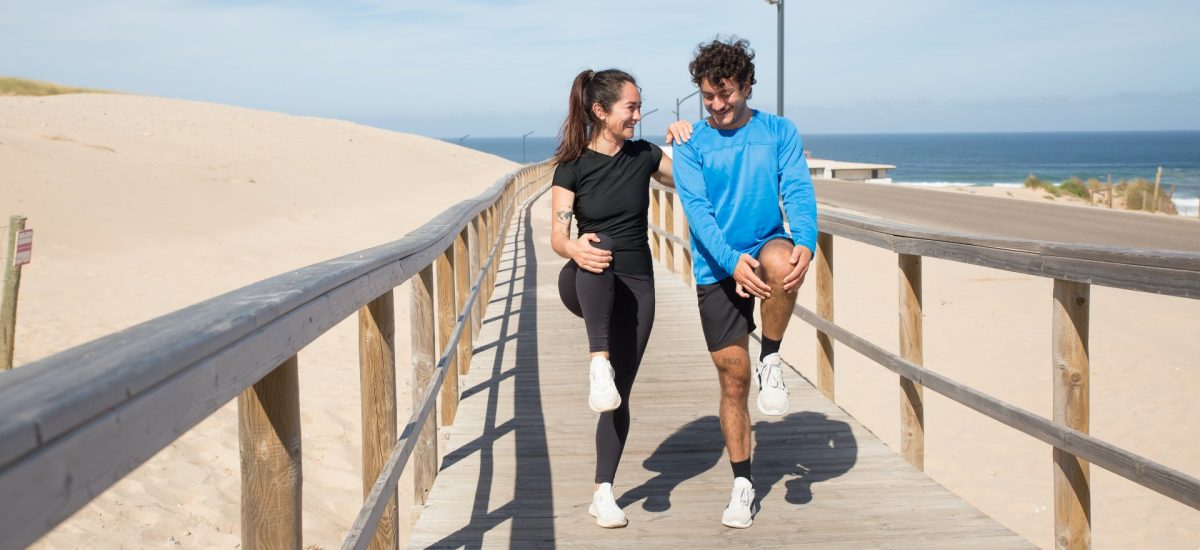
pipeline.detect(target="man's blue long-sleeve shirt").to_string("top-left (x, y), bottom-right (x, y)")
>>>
top-left (672, 110), bottom-right (818, 285)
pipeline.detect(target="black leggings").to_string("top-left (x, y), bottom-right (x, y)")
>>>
top-left (558, 254), bottom-right (655, 485)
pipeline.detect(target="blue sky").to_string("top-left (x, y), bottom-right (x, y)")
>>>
top-left (2, 0), bottom-right (1198, 136)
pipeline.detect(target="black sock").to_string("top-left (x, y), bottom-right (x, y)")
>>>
top-left (760, 336), bottom-right (782, 361)
top-left (731, 459), bottom-right (752, 482)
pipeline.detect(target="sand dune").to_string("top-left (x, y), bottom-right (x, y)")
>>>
top-left (1, 94), bottom-right (516, 548)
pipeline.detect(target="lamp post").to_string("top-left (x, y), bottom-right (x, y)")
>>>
top-left (638, 108), bottom-right (659, 140)
top-left (764, 0), bottom-right (784, 116)
top-left (458, 134), bottom-right (469, 145)
top-left (522, 130), bottom-right (535, 163)
top-left (674, 90), bottom-right (701, 121)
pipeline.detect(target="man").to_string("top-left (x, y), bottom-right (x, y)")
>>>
top-left (668, 37), bottom-right (817, 528)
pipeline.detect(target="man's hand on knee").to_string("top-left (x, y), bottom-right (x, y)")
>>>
top-left (782, 244), bottom-right (813, 292)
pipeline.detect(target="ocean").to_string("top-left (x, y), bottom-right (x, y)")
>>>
top-left (443, 131), bottom-right (1200, 216)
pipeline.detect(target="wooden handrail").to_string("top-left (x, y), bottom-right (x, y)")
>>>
top-left (648, 181), bottom-right (1200, 548)
top-left (0, 160), bottom-right (554, 549)
top-left (650, 182), bottom-right (1200, 298)
top-left (342, 169), bottom-right (552, 549)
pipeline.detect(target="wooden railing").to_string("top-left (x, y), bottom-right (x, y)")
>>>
top-left (648, 182), bottom-right (1200, 549)
top-left (0, 161), bottom-right (554, 550)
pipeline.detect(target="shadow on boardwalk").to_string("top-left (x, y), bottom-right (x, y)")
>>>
top-left (618, 412), bottom-right (857, 513)
top-left (423, 209), bottom-right (554, 549)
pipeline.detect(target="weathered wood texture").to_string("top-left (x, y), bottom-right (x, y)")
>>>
top-left (664, 191), bottom-right (675, 274)
top-left (1053, 280), bottom-right (1091, 550)
top-left (411, 265), bottom-right (438, 506)
top-left (238, 356), bottom-right (302, 550)
top-left (407, 195), bottom-right (1033, 549)
top-left (898, 254), bottom-right (924, 471)
top-left (436, 247), bottom-right (459, 427)
top-left (1, 215), bottom-right (26, 371)
top-left (455, 229), bottom-right (473, 376)
top-left (650, 188), bottom-right (661, 260)
top-left (815, 232), bottom-right (834, 400)
top-left (359, 292), bottom-right (398, 550)
top-left (817, 213), bottom-right (1200, 299)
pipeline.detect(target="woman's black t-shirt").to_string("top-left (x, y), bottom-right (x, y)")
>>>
top-left (552, 140), bottom-right (663, 275)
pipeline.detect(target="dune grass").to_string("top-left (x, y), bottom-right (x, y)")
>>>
top-left (0, 76), bottom-right (113, 96)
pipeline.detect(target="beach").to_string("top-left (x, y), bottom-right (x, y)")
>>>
top-left (3, 94), bottom-right (1197, 548)
top-left (1, 93), bottom-right (517, 548)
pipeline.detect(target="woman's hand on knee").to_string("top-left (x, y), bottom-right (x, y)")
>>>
top-left (567, 233), bottom-right (612, 273)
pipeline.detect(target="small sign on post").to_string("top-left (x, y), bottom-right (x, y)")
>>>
top-left (14, 230), bottom-right (32, 266)
top-left (3, 216), bottom-right (28, 370)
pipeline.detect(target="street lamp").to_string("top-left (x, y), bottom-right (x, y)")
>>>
top-left (458, 134), bottom-right (469, 145)
top-left (764, 0), bottom-right (784, 116)
top-left (522, 130), bottom-right (535, 163)
top-left (674, 90), bottom-right (700, 121)
top-left (638, 108), bottom-right (659, 140)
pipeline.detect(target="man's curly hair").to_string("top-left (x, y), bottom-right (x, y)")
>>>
top-left (689, 38), bottom-right (757, 94)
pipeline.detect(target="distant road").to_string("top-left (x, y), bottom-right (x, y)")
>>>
top-left (813, 179), bottom-right (1200, 253)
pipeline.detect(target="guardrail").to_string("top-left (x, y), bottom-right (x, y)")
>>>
top-left (648, 181), bottom-right (1200, 549)
top-left (0, 161), bottom-right (553, 550)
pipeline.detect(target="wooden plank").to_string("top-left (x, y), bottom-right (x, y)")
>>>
top-left (411, 266), bottom-right (438, 505)
top-left (650, 188), bottom-right (661, 260)
top-left (815, 232), bottom-right (834, 400)
top-left (455, 228), bottom-right (473, 375)
top-left (681, 215), bottom-right (693, 287)
top-left (664, 191), bottom-right (675, 274)
top-left (437, 246), bottom-right (459, 426)
top-left (1053, 279), bottom-right (1091, 549)
top-left (898, 254), bottom-right (924, 470)
top-left (238, 356), bottom-right (301, 550)
top-left (359, 292), bottom-right (398, 550)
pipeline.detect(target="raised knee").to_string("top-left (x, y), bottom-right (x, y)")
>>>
top-left (758, 245), bottom-right (793, 285)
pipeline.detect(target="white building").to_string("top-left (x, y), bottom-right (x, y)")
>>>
top-left (807, 158), bottom-right (895, 184)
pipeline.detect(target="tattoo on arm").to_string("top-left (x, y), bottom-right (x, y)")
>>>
top-left (554, 208), bottom-right (574, 237)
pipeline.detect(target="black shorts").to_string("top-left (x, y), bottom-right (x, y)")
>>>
top-left (696, 277), bottom-right (756, 352)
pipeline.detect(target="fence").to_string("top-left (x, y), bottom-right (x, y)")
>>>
top-left (648, 181), bottom-right (1200, 549)
top-left (0, 161), bottom-right (553, 550)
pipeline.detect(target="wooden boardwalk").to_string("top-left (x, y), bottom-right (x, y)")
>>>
top-left (408, 196), bottom-right (1035, 549)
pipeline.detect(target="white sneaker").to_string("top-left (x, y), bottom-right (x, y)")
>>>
top-left (589, 482), bottom-right (628, 528)
top-left (588, 356), bottom-right (621, 413)
top-left (721, 477), bottom-right (756, 528)
top-left (755, 353), bottom-right (789, 416)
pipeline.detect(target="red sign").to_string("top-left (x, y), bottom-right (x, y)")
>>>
top-left (14, 229), bottom-right (32, 266)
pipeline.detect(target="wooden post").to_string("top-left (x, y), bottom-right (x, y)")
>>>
top-left (815, 232), bottom-right (835, 401)
top-left (898, 254), bottom-right (924, 470)
top-left (681, 215), bottom-right (693, 287)
top-left (455, 228), bottom-right (473, 376)
top-left (664, 191), bottom-right (676, 274)
top-left (470, 216), bottom-right (482, 337)
top-left (238, 356), bottom-right (302, 550)
top-left (436, 246), bottom-right (459, 427)
top-left (1, 216), bottom-right (27, 371)
top-left (358, 292), bottom-right (398, 550)
top-left (1106, 175), bottom-right (1113, 209)
top-left (650, 188), bottom-right (661, 260)
top-left (1053, 279), bottom-right (1091, 550)
top-left (1152, 166), bottom-right (1162, 213)
top-left (410, 265), bottom-right (438, 505)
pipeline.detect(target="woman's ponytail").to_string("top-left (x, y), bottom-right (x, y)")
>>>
top-left (555, 70), bottom-right (594, 163)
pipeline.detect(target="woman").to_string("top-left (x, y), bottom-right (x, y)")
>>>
top-left (550, 68), bottom-right (674, 528)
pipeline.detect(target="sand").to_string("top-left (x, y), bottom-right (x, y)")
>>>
top-left (1, 93), bottom-right (517, 548)
top-left (3, 95), bottom-right (1196, 548)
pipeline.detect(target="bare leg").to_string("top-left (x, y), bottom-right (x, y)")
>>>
top-left (757, 239), bottom-right (800, 340)
top-left (712, 335), bottom-right (752, 462)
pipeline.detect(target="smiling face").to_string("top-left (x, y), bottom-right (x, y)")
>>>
top-left (701, 77), bottom-right (752, 130)
top-left (593, 81), bottom-right (642, 141)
